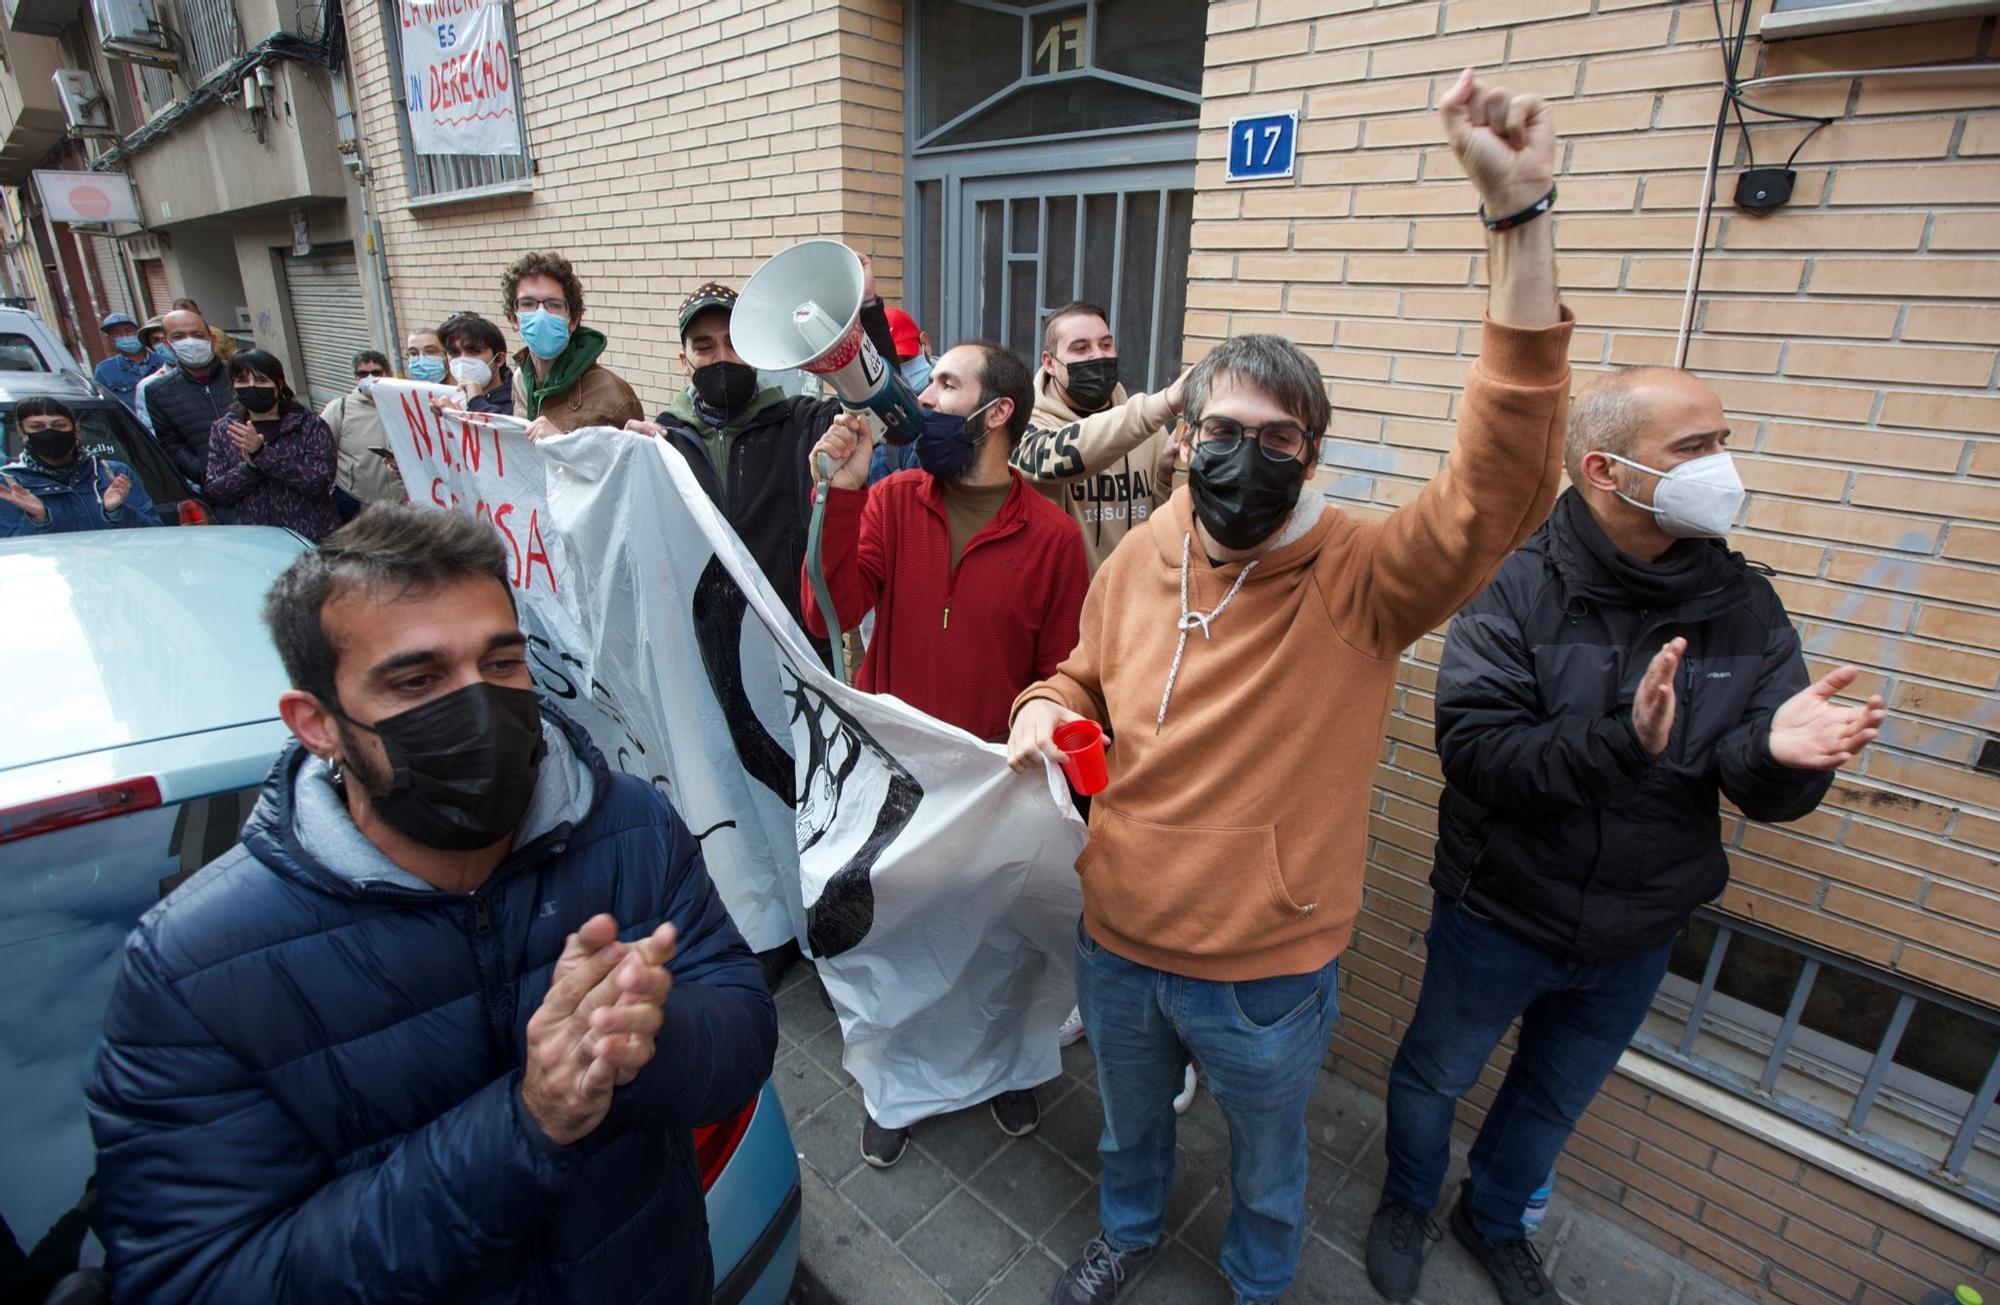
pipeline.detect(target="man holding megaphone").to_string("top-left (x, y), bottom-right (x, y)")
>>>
top-left (801, 338), bottom-right (1090, 1168)
top-left (625, 263), bottom-right (901, 645)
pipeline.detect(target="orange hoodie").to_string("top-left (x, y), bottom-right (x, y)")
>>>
top-left (1012, 312), bottom-right (1574, 981)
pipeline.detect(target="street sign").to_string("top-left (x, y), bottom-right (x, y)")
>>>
top-left (32, 171), bottom-right (140, 224)
top-left (1225, 111), bottom-right (1297, 182)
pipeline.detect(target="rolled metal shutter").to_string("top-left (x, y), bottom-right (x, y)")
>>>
top-left (282, 245), bottom-right (368, 409)
top-left (87, 235), bottom-right (138, 321)
top-left (139, 258), bottom-right (170, 318)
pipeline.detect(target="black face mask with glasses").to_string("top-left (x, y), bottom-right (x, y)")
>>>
top-left (1187, 415), bottom-right (1312, 551)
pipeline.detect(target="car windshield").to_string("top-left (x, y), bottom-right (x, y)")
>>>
top-left (0, 332), bottom-right (49, 371)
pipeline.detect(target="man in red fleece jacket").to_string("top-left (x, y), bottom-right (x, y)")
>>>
top-left (801, 337), bottom-right (1089, 1166)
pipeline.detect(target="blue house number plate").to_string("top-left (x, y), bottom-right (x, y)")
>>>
top-left (1226, 111), bottom-right (1297, 182)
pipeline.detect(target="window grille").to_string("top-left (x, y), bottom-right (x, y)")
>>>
top-left (376, 0), bottom-right (532, 203)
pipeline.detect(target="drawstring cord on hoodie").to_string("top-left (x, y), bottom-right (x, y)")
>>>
top-left (1157, 531), bottom-right (1257, 733)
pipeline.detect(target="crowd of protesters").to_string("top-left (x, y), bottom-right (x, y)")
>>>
top-left (20, 70), bottom-right (1896, 1305)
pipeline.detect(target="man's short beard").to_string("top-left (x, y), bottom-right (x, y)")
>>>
top-left (333, 718), bottom-right (395, 800)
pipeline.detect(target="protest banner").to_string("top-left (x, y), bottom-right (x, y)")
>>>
top-left (374, 385), bottom-right (1087, 1126)
top-left (399, 0), bottom-right (520, 156)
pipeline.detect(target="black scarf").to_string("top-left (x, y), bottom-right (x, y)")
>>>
top-left (1556, 488), bottom-right (1734, 610)
top-left (18, 447), bottom-right (87, 486)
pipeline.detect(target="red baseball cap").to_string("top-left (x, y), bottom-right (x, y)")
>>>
top-left (884, 308), bottom-right (923, 360)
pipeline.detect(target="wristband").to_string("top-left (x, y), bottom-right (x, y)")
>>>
top-left (1480, 186), bottom-right (1556, 232)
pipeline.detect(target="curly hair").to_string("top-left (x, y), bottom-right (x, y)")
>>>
top-left (500, 251), bottom-right (584, 325)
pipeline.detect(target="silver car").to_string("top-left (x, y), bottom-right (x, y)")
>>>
top-left (0, 526), bottom-right (799, 1302)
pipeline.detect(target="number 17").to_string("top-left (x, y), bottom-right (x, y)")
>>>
top-left (1240, 123), bottom-right (1284, 166)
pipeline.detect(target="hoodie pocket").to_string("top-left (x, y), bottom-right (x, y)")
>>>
top-left (1079, 805), bottom-right (1315, 956)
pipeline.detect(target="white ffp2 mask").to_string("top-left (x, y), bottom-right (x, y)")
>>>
top-left (1605, 451), bottom-right (1743, 539)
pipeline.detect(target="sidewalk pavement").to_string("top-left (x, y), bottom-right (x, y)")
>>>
top-left (775, 961), bottom-right (1760, 1305)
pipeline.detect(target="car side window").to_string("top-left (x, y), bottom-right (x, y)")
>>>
top-left (0, 333), bottom-right (47, 371)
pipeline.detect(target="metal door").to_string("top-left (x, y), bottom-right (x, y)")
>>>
top-left (949, 167), bottom-right (1192, 394)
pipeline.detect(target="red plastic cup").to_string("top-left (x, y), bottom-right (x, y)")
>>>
top-left (1053, 720), bottom-right (1109, 796)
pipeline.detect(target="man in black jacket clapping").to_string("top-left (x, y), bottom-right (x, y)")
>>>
top-left (1366, 367), bottom-right (1886, 1305)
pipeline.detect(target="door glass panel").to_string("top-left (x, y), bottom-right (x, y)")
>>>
top-left (1009, 261), bottom-right (1039, 359)
top-left (919, 4), bottom-right (1022, 135)
top-left (916, 0), bottom-right (1202, 147)
top-left (932, 82), bottom-right (1196, 148)
top-left (1010, 198), bottom-right (1040, 255)
top-left (1096, 0), bottom-right (1207, 93)
top-left (1046, 195), bottom-right (1078, 308)
top-left (979, 201), bottom-right (1005, 340)
top-left (918, 180), bottom-right (943, 339)
top-left (1117, 190), bottom-right (1161, 393)
top-left (1081, 194), bottom-right (1118, 314)
top-left (1154, 189), bottom-right (1194, 385)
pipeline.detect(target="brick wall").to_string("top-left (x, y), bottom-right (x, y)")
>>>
top-left (1188, 0), bottom-right (1998, 1298)
top-left (344, 0), bottom-right (904, 410)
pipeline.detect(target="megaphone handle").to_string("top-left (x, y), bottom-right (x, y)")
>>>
top-left (807, 461), bottom-right (850, 687)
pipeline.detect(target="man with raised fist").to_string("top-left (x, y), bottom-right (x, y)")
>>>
top-left (1008, 69), bottom-right (1575, 1305)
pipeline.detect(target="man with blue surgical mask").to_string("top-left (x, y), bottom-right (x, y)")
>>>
top-left (93, 313), bottom-right (162, 414)
top-left (1366, 367), bottom-right (1887, 1305)
top-left (500, 250), bottom-right (643, 441)
top-left (800, 339), bottom-right (1088, 1168)
top-left (402, 329), bottom-right (448, 385)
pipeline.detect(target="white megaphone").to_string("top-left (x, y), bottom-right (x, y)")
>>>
top-left (732, 240), bottom-right (926, 446)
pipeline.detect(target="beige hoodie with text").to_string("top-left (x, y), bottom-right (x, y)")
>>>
top-left (1010, 371), bottom-right (1179, 573)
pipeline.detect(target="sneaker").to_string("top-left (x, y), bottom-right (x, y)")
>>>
top-left (1059, 1006), bottom-right (1087, 1047)
top-left (1366, 1197), bottom-right (1441, 1302)
top-left (1050, 1235), bottom-right (1151, 1304)
top-left (992, 1088), bottom-right (1040, 1136)
top-left (1172, 1062), bottom-right (1197, 1115)
top-left (860, 1113), bottom-right (909, 1168)
top-left (1449, 1184), bottom-right (1553, 1303)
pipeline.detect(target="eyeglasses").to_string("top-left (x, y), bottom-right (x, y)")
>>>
top-left (355, 368), bottom-right (387, 379)
top-left (1194, 416), bottom-right (1311, 463)
top-left (514, 296), bottom-right (569, 315)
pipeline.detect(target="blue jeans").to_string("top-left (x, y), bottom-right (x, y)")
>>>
top-left (1382, 898), bottom-right (1674, 1239)
top-left (1076, 920), bottom-right (1340, 1304)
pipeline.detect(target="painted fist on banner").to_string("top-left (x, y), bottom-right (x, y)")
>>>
top-left (1440, 66), bottom-right (1556, 217)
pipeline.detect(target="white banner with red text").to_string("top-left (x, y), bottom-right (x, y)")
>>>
top-left (374, 382), bottom-right (1086, 1127)
top-left (399, 0), bottom-right (521, 156)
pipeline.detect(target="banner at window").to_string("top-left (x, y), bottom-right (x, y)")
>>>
top-left (371, 385), bottom-right (1087, 1127)
top-left (399, 0), bottom-right (521, 156)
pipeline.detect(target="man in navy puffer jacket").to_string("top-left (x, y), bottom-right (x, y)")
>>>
top-left (86, 504), bottom-right (778, 1304)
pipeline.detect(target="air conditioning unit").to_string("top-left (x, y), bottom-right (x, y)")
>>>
top-left (92, 0), bottom-right (177, 66)
top-left (52, 69), bottom-right (114, 136)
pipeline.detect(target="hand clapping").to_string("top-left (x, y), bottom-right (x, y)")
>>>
top-left (520, 914), bottom-right (676, 1145)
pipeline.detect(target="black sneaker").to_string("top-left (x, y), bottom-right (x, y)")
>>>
top-left (991, 1088), bottom-right (1040, 1137)
top-left (860, 1113), bottom-right (909, 1168)
top-left (1449, 1184), bottom-right (1553, 1303)
top-left (1366, 1196), bottom-right (1441, 1302)
top-left (1050, 1235), bottom-right (1151, 1305)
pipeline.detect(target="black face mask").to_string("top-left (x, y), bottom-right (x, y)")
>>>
top-left (25, 427), bottom-right (78, 463)
top-left (1189, 437), bottom-right (1306, 551)
top-left (1060, 357), bottom-right (1119, 414)
top-left (692, 361), bottom-right (760, 418)
top-left (236, 386), bottom-right (278, 415)
top-left (337, 682), bottom-right (548, 852)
